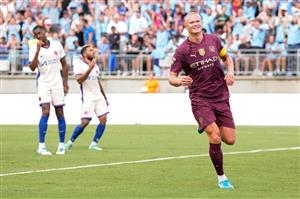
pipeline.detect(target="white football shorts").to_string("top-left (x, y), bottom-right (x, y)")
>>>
top-left (38, 88), bottom-right (65, 107)
top-left (81, 98), bottom-right (109, 119)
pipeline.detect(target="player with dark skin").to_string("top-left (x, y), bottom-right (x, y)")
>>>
top-left (29, 25), bottom-right (69, 155)
top-left (29, 26), bottom-right (69, 124)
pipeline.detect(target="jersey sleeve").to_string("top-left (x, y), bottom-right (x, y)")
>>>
top-left (28, 46), bottom-right (36, 63)
top-left (28, 39), bottom-right (37, 63)
top-left (170, 48), bottom-right (184, 74)
top-left (73, 60), bottom-right (83, 75)
top-left (58, 41), bottom-right (66, 59)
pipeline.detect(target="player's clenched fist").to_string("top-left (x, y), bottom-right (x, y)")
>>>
top-left (224, 70), bottom-right (234, 86)
top-left (36, 40), bottom-right (44, 51)
top-left (88, 58), bottom-right (96, 69)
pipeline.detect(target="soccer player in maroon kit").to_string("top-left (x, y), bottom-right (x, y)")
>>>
top-left (169, 12), bottom-right (235, 189)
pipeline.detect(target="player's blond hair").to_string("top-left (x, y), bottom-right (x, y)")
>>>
top-left (184, 12), bottom-right (202, 24)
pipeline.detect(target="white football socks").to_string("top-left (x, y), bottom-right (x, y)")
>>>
top-left (218, 174), bottom-right (228, 183)
top-left (58, 142), bottom-right (64, 148)
top-left (39, 143), bottom-right (46, 149)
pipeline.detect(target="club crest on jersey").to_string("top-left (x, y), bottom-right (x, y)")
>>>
top-left (209, 46), bottom-right (216, 52)
top-left (198, 48), bottom-right (205, 56)
top-left (54, 51), bottom-right (58, 56)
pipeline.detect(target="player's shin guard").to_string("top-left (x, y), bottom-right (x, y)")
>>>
top-left (39, 115), bottom-right (49, 143)
top-left (209, 143), bottom-right (224, 176)
top-left (70, 124), bottom-right (85, 142)
top-left (58, 116), bottom-right (66, 143)
top-left (93, 124), bottom-right (106, 143)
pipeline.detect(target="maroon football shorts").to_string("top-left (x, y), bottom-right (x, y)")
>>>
top-left (192, 99), bottom-right (235, 133)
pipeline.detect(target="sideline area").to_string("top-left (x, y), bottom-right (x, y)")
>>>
top-left (1, 93), bottom-right (300, 126)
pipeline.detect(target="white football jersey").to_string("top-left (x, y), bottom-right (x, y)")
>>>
top-left (73, 58), bottom-right (104, 101)
top-left (29, 40), bottom-right (65, 90)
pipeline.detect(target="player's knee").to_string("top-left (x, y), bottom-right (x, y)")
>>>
top-left (206, 126), bottom-right (221, 143)
top-left (41, 108), bottom-right (50, 116)
top-left (211, 133), bottom-right (221, 143)
top-left (81, 122), bottom-right (89, 128)
top-left (207, 130), bottom-right (221, 143)
top-left (222, 129), bottom-right (236, 145)
top-left (99, 115), bottom-right (107, 124)
top-left (55, 108), bottom-right (64, 118)
top-left (81, 119), bottom-right (90, 128)
top-left (42, 111), bottom-right (50, 117)
top-left (224, 138), bottom-right (235, 145)
top-left (56, 112), bottom-right (64, 118)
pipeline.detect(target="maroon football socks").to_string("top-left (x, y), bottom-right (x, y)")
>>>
top-left (209, 143), bottom-right (224, 175)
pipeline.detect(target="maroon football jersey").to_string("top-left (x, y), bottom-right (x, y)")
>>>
top-left (171, 34), bottom-right (229, 103)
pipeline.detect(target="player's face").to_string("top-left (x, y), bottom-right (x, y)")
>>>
top-left (85, 47), bottom-right (96, 60)
top-left (33, 28), bottom-right (46, 41)
top-left (185, 14), bottom-right (202, 35)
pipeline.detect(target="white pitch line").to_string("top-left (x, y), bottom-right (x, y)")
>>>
top-left (1, 146), bottom-right (299, 177)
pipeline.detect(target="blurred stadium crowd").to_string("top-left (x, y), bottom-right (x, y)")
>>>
top-left (0, 0), bottom-right (300, 76)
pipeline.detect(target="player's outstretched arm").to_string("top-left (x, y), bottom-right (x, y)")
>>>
top-left (169, 72), bottom-right (193, 87)
top-left (60, 57), bottom-right (69, 95)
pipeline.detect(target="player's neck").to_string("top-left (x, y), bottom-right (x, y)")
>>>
top-left (41, 39), bottom-right (50, 48)
top-left (82, 57), bottom-right (90, 64)
top-left (189, 33), bottom-right (203, 44)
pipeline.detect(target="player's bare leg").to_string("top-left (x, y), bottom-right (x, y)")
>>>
top-left (219, 126), bottom-right (236, 145)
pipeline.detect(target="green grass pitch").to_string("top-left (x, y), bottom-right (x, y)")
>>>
top-left (1, 125), bottom-right (299, 199)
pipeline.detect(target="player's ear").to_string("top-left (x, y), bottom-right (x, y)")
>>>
top-left (184, 19), bottom-right (187, 27)
top-left (184, 14), bottom-right (190, 27)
